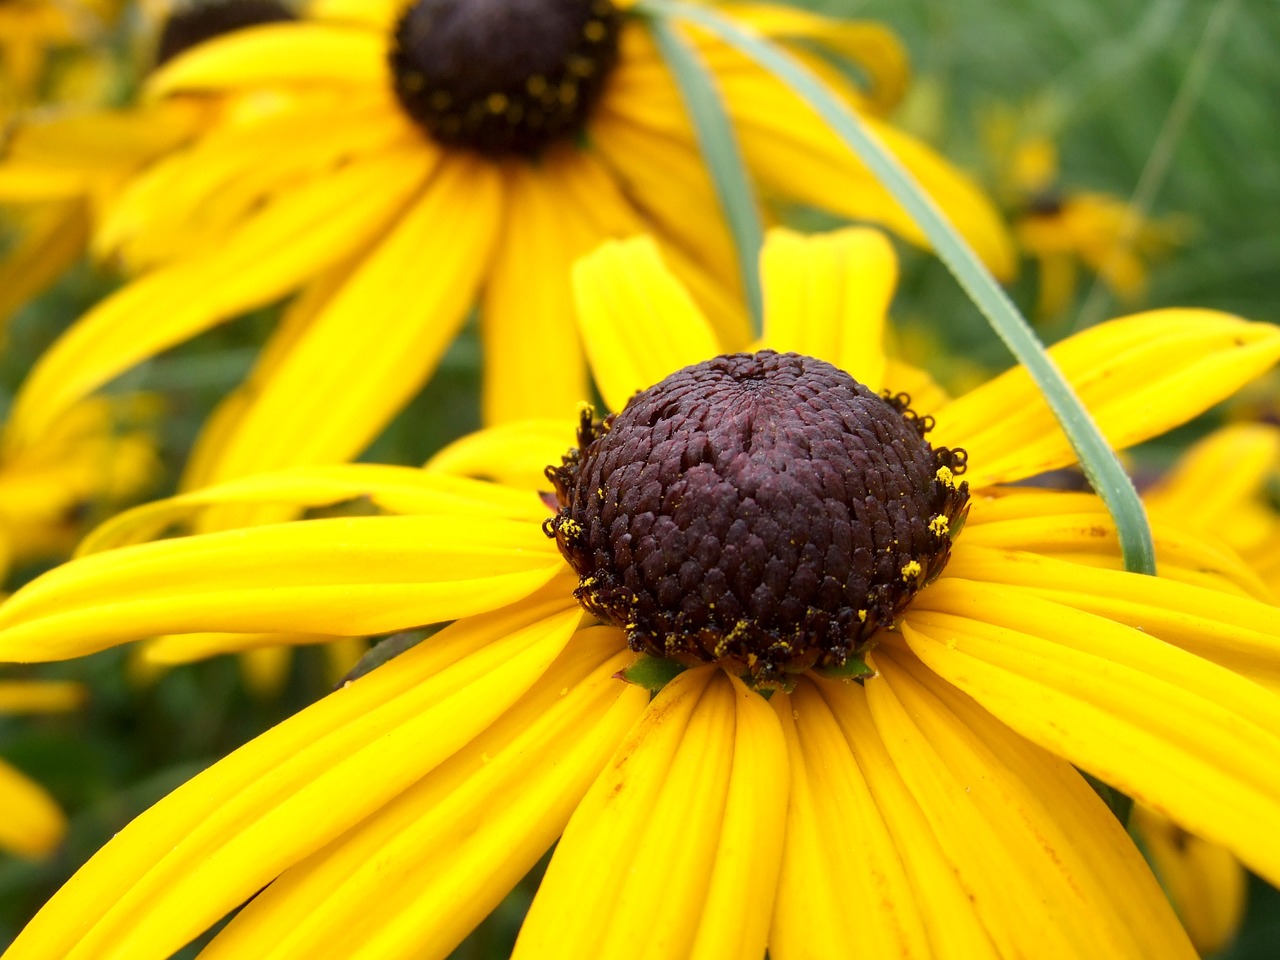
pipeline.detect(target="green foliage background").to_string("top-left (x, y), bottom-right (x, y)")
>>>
top-left (1, 0), bottom-right (1277, 954)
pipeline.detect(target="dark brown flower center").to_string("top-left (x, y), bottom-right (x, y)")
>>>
top-left (545, 351), bottom-right (970, 686)
top-left (155, 0), bottom-right (296, 68)
top-left (390, 0), bottom-right (621, 157)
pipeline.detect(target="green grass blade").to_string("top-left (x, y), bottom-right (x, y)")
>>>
top-left (639, 0), bottom-right (1156, 575)
top-left (644, 12), bottom-right (765, 336)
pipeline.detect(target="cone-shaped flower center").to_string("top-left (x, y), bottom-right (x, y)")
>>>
top-left (390, 0), bottom-right (621, 156)
top-left (155, 0), bottom-right (296, 67)
top-left (546, 352), bottom-right (971, 685)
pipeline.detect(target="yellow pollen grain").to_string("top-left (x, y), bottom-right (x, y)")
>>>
top-left (929, 515), bottom-right (950, 537)
top-left (558, 518), bottom-right (583, 539)
top-left (901, 560), bottom-right (923, 581)
top-left (486, 93), bottom-right (509, 113)
top-left (935, 465), bottom-right (955, 488)
top-left (559, 81), bottom-right (579, 105)
top-left (584, 19), bottom-right (606, 42)
top-left (857, 609), bottom-right (868, 622)
top-left (526, 74), bottom-right (548, 96)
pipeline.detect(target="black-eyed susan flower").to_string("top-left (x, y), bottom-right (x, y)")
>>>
top-left (1001, 135), bottom-right (1188, 319)
top-left (5, 0), bottom-right (1015, 505)
top-left (0, 0), bottom-right (299, 331)
top-left (0, 676), bottom-right (83, 859)
top-left (1, 228), bottom-right (1279, 958)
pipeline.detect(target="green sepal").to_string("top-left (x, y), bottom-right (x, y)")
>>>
top-left (339, 629), bottom-right (429, 687)
top-left (814, 656), bottom-right (877, 681)
top-left (619, 654), bottom-right (689, 692)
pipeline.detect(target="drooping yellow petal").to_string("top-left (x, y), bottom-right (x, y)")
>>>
top-left (0, 759), bottom-right (66, 859)
top-left (0, 516), bottom-right (565, 661)
top-left (2, 596), bottom-right (582, 960)
top-left (480, 152), bottom-right (592, 425)
top-left (865, 651), bottom-right (1194, 958)
top-left (238, 646), bottom-right (292, 699)
top-left (201, 628), bottom-right (645, 960)
top-left (588, 111), bottom-right (740, 294)
top-left (573, 235), bottom-right (720, 413)
top-left (79, 466), bottom-right (545, 554)
top-left (945, 544), bottom-right (1280, 688)
top-left (147, 23), bottom-right (387, 97)
top-left (931, 310), bottom-right (1280, 488)
top-left (7, 147), bottom-right (434, 450)
top-left (771, 678), bottom-right (995, 960)
top-left (0, 680), bottom-right (85, 713)
top-left (425, 419), bottom-right (577, 491)
top-left (515, 667), bottom-right (788, 960)
top-left (760, 226), bottom-right (896, 389)
top-left (603, 28), bottom-right (1016, 278)
top-left (195, 155), bottom-right (501, 481)
top-left (1131, 805), bottom-right (1247, 955)
top-left (904, 577), bottom-right (1280, 889)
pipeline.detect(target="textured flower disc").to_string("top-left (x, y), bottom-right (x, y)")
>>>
top-left (155, 0), bottom-right (297, 67)
top-left (390, 0), bottom-right (621, 156)
top-left (547, 351), bottom-right (970, 685)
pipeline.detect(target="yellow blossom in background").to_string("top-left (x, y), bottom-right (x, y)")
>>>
top-left (2, 0), bottom-right (1014, 519)
top-left (0, 230), bottom-right (1278, 958)
top-left (0, 0), bottom-right (120, 107)
top-left (0, 676), bottom-right (84, 859)
top-left (1006, 136), bottom-right (1189, 319)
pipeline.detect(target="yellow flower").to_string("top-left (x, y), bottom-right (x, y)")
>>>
top-left (0, 0), bottom-right (303, 333)
top-left (0, 677), bottom-right (84, 859)
top-left (6, 0), bottom-right (1014, 505)
top-left (0, 0), bottom-right (118, 107)
top-left (0, 394), bottom-right (160, 574)
top-left (1, 228), bottom-right (1279, 958)
top-left (1004, 136), bottom-right (1187, 319)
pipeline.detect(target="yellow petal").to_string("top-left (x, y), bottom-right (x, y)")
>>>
top-left (426, 419), bottom-right (577, 492)
top-left (79, 466), bottom-right (545, 554)
top-left (573, 235), bottom-right (720, 412)
top-left (0, 680), bottom-right (86, 713)
top-left (480, 153), bottom-right (592, 425)
top-left (7, 147), bottom-right (434, 449)
top-left (2, 597), bottom-right (582, 960)
top-left (201, 628), bottom-right (645, 960)
top-left (202, 156), bottom-right (499, 480)
top-left (1131, 805), bottom-right (1247, 955)
top-left (864, 651), bottom-right (1194, 958)
top-left (0, 201), bottom-right (89, 329)
top-left (760, 226), bottom-right (896, 389)
top-left (147, 23), bottom-right (387, 97)
top-left (932, 310), bottom-right (1280, 488)
top-left (142, 632), bottom-right (339, 664)
top-left (771, 678), bottom-right (994, 959)
top-left (515, 667), bottom-right (788, 960)
top-left (0, 759), bottom-right (65, 859)
top-left (904, 577), bottom-right (1280, 889)
top-left (238, 646), bottom-right (292, 699)
top-left (946, 544), bottom-right (1280, 688)
top-left (0, 516), bottom-right (565, 661)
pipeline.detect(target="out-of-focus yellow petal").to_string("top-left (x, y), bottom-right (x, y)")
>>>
top-left (515, 667), bottom-right (788, 960)
top-left (193, 156), bottom-right (500, 482)
top-left (904, 577), bottom-right (1280, 890)
top-left (0, 680), bottom-right (86, 713)
top-left (1131, 805), bottom-right (1247, 955)
top-left (0, 516), bottom-right (565, 661)
top-left (760, 226), bottom-right (896, 389)
top-left (238, 646), bottom-right (291, 699)
top-left (202, 628), bottom-right (645, 960)
top-left (426, 420), bottom-right (577, 491)
top-left (7, 147), bottom-right (434, 450)
top-left (573, 235), bottom-right (720, 413)
top-left (932, 310), bottom-right (1280, 489)
top-left (142, 631), bottom-right (339, 664)
top-left (0, 759), bottom-right (65, 859)
top-left (0, 201), bottom-right (88, 329)
top-left (147, 23), bottom-right (387, 97)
